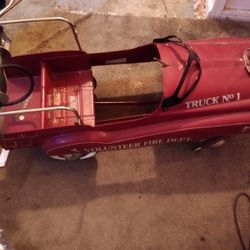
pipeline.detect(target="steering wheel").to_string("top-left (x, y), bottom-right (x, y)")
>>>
top-left (0, 63), bottom-right (34, 107)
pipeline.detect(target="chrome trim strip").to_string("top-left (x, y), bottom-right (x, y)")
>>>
top-left (0, 106), bottom-right (83, 125)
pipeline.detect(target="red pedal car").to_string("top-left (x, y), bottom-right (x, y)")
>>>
top-left (0, 0), bottom-right (250, 162)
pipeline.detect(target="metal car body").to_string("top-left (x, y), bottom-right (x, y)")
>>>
top-left (0, 1), bottom-right (250, 160)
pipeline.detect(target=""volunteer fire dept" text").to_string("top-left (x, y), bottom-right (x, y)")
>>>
top-left (84, 137), bottom-right (192, 153)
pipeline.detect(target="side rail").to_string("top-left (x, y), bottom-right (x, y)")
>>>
top-left (0, 17), bottom-right (82, 51)
top-left (0, 0), bottom-right (23, 18)
top-left (0, 106), bottom-right (84, 125)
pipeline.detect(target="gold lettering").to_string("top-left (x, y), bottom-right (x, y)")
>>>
top-left (83, 137), bottom-right (192, 153)
top-left (110, 145), bottom-right (117, 150)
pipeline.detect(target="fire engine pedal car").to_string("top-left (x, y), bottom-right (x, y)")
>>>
top-left (0, 0), bottom-right (250, 163)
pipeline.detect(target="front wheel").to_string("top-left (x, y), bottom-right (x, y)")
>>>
top-left (49, 152), bottom-right (96, 161)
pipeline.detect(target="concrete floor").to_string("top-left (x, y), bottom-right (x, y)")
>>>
top-left (0, 1), bottom-right (250, 249)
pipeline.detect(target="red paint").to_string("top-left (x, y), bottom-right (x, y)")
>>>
top-left (0, 37), bottom-right (250, 157)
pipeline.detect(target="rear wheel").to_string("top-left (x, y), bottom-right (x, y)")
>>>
top-left (193, 137), bottom-right (225, 152)
top-left (209, 139), bottom-right (225, 149)
top-left (49, 152), bottom-right (96, 161)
